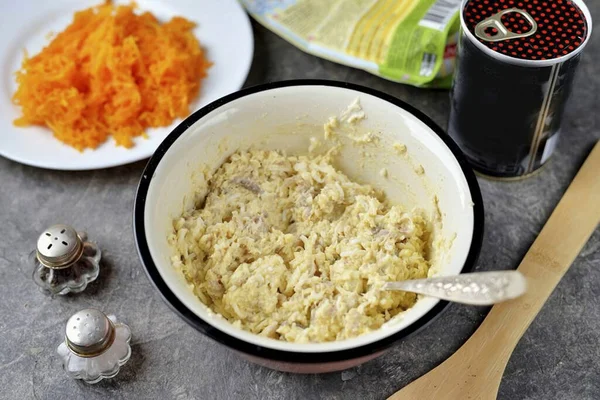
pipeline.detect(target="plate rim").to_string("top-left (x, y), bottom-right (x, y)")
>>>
top-left (0, 0), bottom-right (254, 171)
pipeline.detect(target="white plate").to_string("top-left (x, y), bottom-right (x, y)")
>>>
top-left (0, 0), bottom-right (253, 170)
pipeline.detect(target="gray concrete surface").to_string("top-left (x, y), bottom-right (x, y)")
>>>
top-left (1, 9), bottom-right (599, 400)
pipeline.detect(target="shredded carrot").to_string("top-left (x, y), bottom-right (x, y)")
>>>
top-left (12, 1), bottom-right (211, 151)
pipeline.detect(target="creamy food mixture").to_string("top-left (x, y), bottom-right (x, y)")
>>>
top-left (169, 150), bottom-right (432, 343)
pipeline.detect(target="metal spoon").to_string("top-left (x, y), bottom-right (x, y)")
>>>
top-left (384, 270), bottom-right (527, 305)
top-left (389, 142), bottom-right (600, 400)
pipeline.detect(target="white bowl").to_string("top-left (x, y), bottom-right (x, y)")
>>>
top-left (134, 80), bottom-right (484, 373)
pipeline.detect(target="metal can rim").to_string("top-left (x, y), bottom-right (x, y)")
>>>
top-left (459, 0), bottom-right (593, 67)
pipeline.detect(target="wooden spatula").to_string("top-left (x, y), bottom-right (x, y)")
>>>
top-left (389, 141), bottom-right (600, 400)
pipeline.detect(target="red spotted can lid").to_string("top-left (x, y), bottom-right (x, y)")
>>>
top-left (462, 0), bottom-right (591, 62)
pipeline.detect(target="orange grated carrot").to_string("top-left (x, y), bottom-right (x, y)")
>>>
top-left (12, 1), bottom-right (211, 151)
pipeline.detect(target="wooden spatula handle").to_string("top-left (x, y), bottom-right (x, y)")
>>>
top-left (476, 141), bottom-right (600, 363)
top-left (389, 141), bottom-right (600, 400)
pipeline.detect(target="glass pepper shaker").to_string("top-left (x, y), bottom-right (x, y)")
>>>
top-left (31, 224), bottom-right (101, 295)
top-left (57, 309), bottom-right (132, 384)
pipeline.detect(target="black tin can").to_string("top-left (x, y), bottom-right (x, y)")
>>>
top-left (448, 0), bottom-right (592, 178)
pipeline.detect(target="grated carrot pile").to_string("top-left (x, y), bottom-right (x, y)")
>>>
top-left (12, 1), bottom-right (211, 151)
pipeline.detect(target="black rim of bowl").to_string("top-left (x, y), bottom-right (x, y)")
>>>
top-left (133, 79), bottom-right (484, 364)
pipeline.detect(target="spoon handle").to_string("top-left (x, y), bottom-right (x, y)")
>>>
top-left (388, 141), bottom-right (600, 400)
top-left (383, 271), bottom-right (527, 305)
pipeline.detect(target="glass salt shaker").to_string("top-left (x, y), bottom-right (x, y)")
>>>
top-left (31, 224), bottom-right (101, 295)
top-left (57, 309), bottom-right (132, 384)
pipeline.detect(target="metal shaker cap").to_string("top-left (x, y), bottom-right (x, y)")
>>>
top-left (36, 224), bottom-right (83, 269)
top-left (65, 309), bottom-right (115, 358)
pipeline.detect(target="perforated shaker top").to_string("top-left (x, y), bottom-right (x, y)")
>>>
top-left (36, 224), bottom-right (83, 268)
top-left (463, 0), bottom-right (588, 61)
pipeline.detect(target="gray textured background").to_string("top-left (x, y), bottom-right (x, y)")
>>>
top-left (1, 5), bottom-right (599, 400)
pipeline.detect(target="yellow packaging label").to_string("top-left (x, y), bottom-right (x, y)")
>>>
top-left (241, 0), bottom-right (461, 88)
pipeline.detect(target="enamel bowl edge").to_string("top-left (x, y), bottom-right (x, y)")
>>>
top-left (133, 80), bottom-right (484, 373)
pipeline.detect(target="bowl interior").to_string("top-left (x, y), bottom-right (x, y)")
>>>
top-left (142, 84), bottom-right (476, 353)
